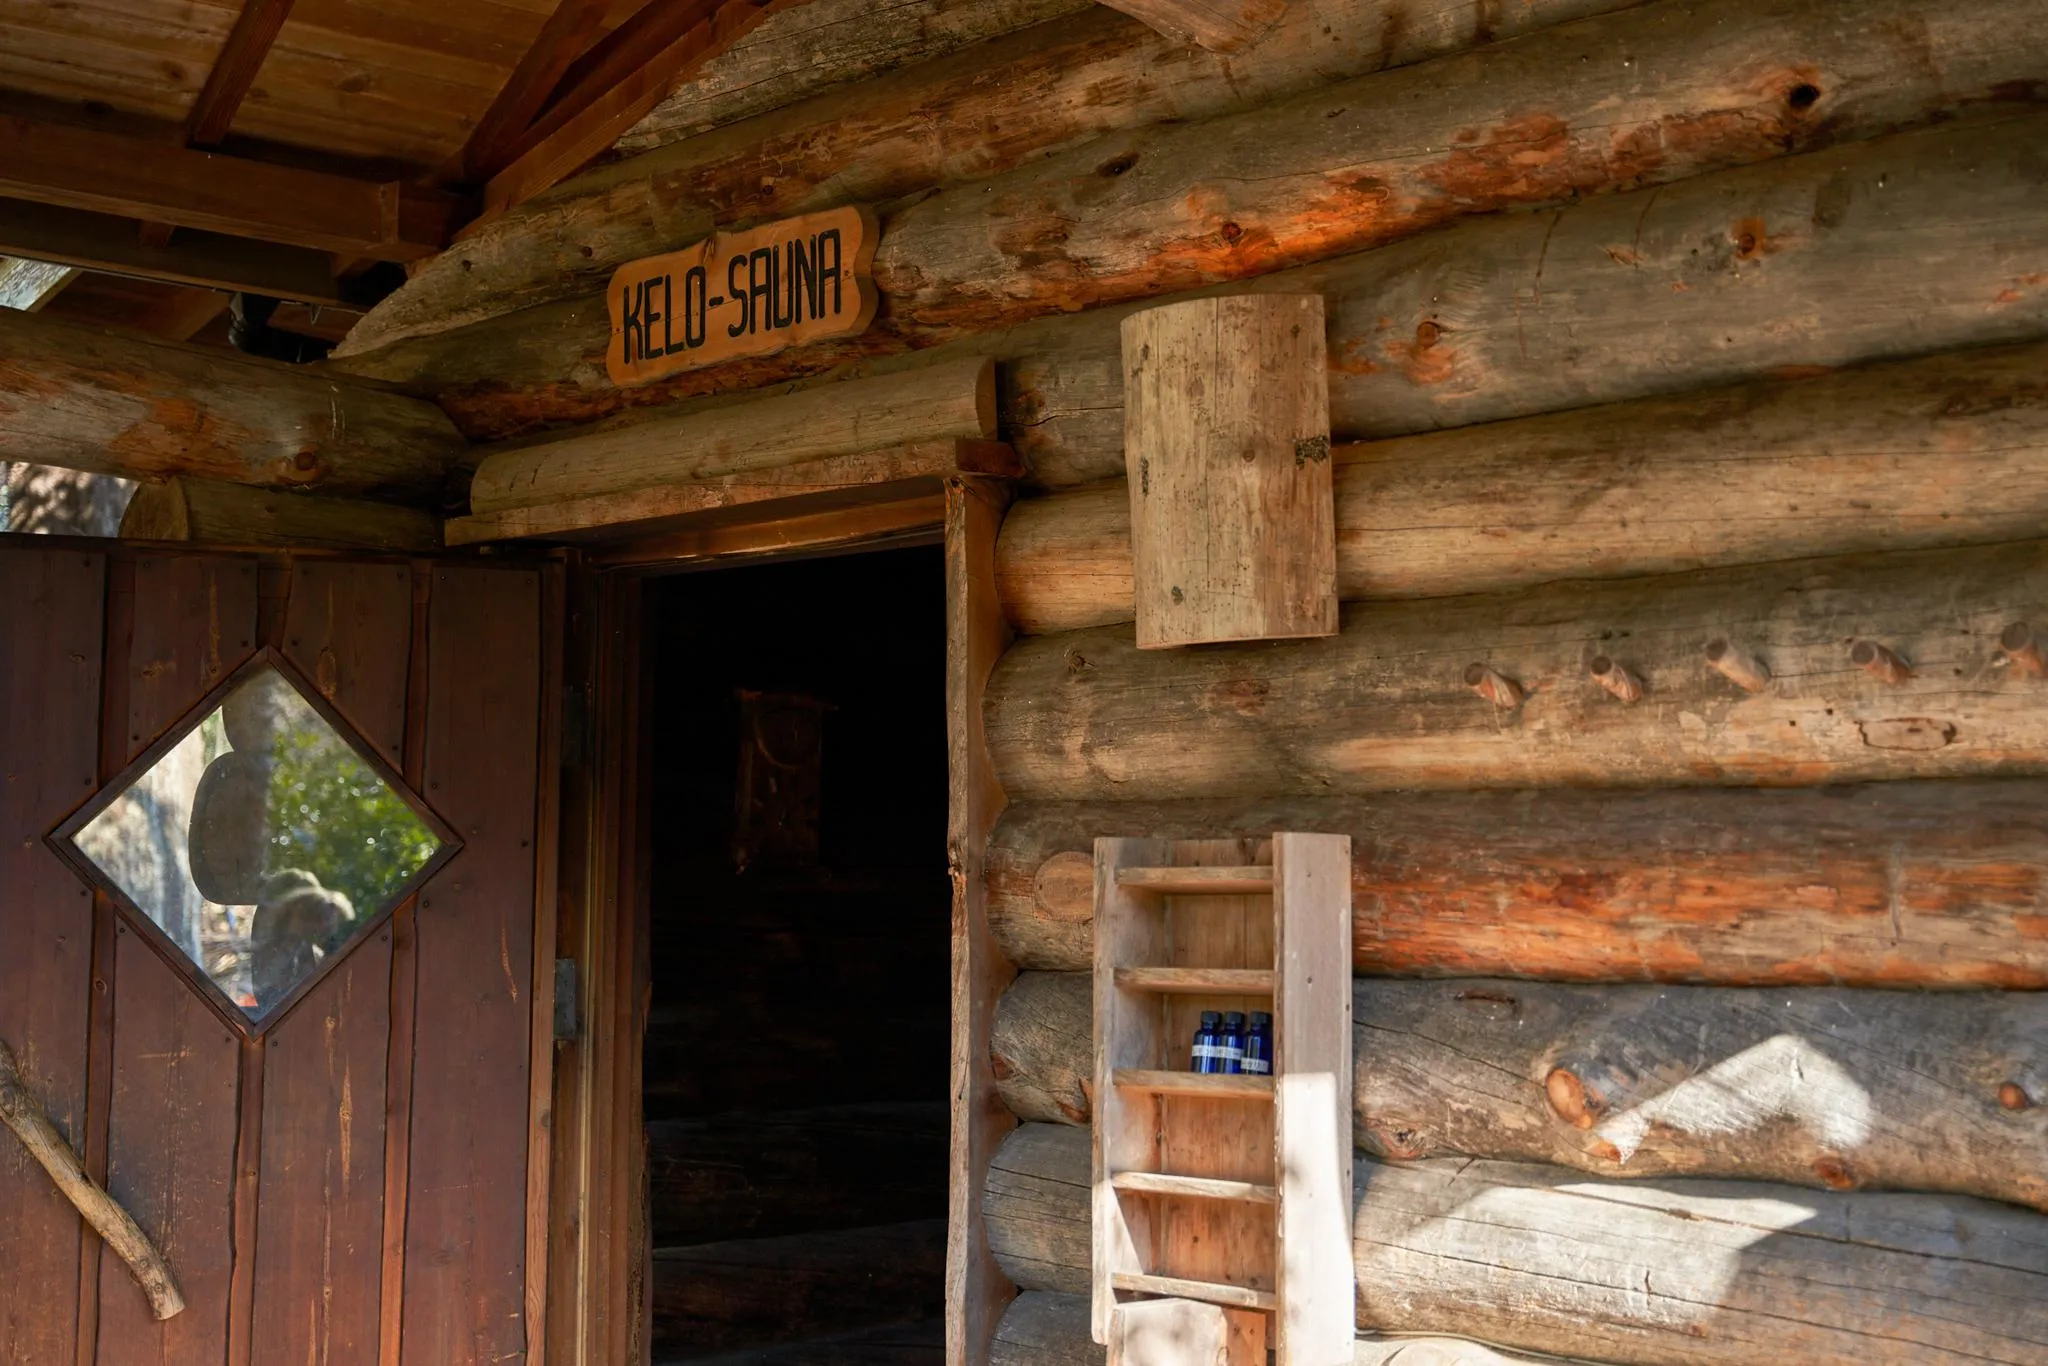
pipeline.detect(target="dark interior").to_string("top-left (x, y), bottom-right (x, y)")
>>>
top-left (642, 545), bottom-right (952, 1365)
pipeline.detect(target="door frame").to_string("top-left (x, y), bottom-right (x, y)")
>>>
top-left (543, 478), bottom-right (1015, 1366)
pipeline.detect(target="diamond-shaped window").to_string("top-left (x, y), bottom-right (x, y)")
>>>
top-left (57, 653), bottom-right (454, 1029)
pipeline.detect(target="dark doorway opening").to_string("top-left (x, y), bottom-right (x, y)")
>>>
top-left (641, 545), bottom-right (952, 1364)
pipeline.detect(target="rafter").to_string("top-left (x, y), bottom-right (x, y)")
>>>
top-left (0, 200), bottom-right (353, 305)
top-left (186, 0), bottom-right (300, 147)
top-left (482, 0), bottom-right (806, 216)
top-left (0, 117), bottom-right (462, 260)
top-left (458, 0), bottom-right (615, 183)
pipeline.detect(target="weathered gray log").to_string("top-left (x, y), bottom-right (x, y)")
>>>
top-left (0, 1040), bottom-right (184, 1321)
top-left (0, 310), bottom-right (467, 502)
top-left (341, 14), bottom-right (2048, 456)
top-left (120, 477), bottom-right (442, 551)
top-left (987, 539), bottom-right (2048, 802)
top-left (984, 785), bottom-right (2048, 987)
top-left (998, 340), bottom-right (2048, 634)
top-left (989, 974), bottom-right (2048, 1207)
top-left (466, 357), bottom-right (996, 513)
top-left (990, 1294), bottom-right (1599, 1366)
top-left (337, 0), bottom-right (1640, 363)
top-left (990, 1123), bottom-right (2048, 1363)
top-left (986, 1120), bottom-right (1093, 1297)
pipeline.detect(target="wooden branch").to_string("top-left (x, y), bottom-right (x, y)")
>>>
top-left (466, 357), bottom-right (997, 513)
top-left (0, 309), bottom-right (468, 500)
top-left (0, 255), bottom-right (78, 311)
top-left (458, 0), bottom-right (615, 183)
top-left (122, 478), bottom-right (444, 551)
top-left (481, 0), bottom-right (810, 217)
top-left (0, 200), bottom-right (349, 305)
top-left (0, 115), bottom-right (461, 260)
top-left (185, 0), bottom-right (298, 148)
top-left (0, 1040), bottom-right (184, 1321)
top-left (991, 974), bottom-right (2048, 1208)
top-left (990, 1124), bottom-right (2048, 1364)
top-left (447, 438), bottom-right (1020, 545)
top-left (1093, 0), bottom-right (1284, 51)
top-left (986, 539), bottom-right (2048, 803)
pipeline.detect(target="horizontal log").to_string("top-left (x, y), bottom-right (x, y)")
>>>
top-left (648, 1103), bottom-right (949, 1246)
top-left (336, 0), bottom-right (1638, 363)
top-left (670, 1318), bottom-right (945, 1365)
top-left (987, 539), bottom-right (2048, 802)
top-left (984, 785), bottom-right (2048, 987)
top-left (990, 1123), bottom-right (2048, 1363)
top-left (990, 1293), bottom-right (1598, 1366)
top-left (466, 358), bottom-right (996, 514)
top-left (651, 1219), bottom-right (947, 1358)
top-left (121, 478), bottom-right (443, 551)
top-left (447, 439), bottom-right (1021, 545)
top-left (0, 310), bottom-right (467, 502)
top-left (998, 340), bottom-right (2048, 634)
top-left (989, 973), bottom-right (2048, 1207)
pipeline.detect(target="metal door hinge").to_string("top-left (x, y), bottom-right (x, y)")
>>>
top-left (553, 959), bottom-right (579, 1042)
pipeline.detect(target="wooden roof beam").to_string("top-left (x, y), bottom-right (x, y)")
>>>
top-left (0, 116), bottom-right (463, 260)
top-left (481, 0), bottom-right (809, 217)
top-left (186, 0), bottom-right (299, 148)
top-left (457, 0), bottom-right (615, 184)
top-left (0, 200), bottom-right (354, 306)
top-left (0, 308), bottom-right (469, 502)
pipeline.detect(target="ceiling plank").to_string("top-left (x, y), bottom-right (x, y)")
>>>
top-left (0, 256), bottom-right (80, 311)
top-left (0, 116), bottom-right (463, 260)
top-left (482, 0), bottom-right (807, 217)
top-left (187, 0), bottom-right (301, 147)
top-left (458, 0), bottom-right (616, 183)
top-left (0, 200), bottom-right (352, 305)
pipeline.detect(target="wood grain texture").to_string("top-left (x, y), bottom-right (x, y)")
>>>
top-left (987, 539), bottom-right (2048, 802)
top-left (0, 310), bottom-right (467, 501)
top-left (0, 199), bottom-right (351, 306)
top-left (0, 545), bottom-right (101, 1366)
top-left (1122, 296), bottom-right (1332, 648)
top-left (400, 565), bottom-right (541, 1366)
top-left (249, 937), bottom-right (391, 1362)
top-left (947, 477), bottom-right (1020, 1366)
top-left (123, 553), bottom-right (259, 762)
top-left (991, 1123), bottom-right (2048, 1363)
top-left (1093, 0), bottom-right (1281, 51)
top-left (184, 0), bottom-right (299, 147)
top-left (449, 439), bottom-right (1019, 546)
top-left (94, 933), bottom-right (239, 1365)
top-left (336, 0), bottom-right (1636, 363)
top-left (991, 972), bottom-right (2048, 1208)
top-left (281, 560), bottom-right (414, 766)
top-left (985, 786), bottom-right (2048, 987)
top-left (468, 357), bottom-right (995, 513)
top-left (122, 479), bottom-right (443, 552)
top-left (999, 338), bottom-right (2048, 633)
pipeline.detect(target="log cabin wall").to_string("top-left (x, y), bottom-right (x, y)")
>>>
top-left (639, 548), bottom-right (954, 1363)
top-left (321, 0), bottom-right (2048, 1360)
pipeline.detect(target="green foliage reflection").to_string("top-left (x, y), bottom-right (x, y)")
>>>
top-left (264, 721), bottom-right (437, 917)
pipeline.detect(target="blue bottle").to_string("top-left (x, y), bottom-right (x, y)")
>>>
top-left (1241, 1011), bottom-right (1273, 1077)
top-left (1190, 1010), bottom-right (1224, 1073)
top-left (1219, 1011), bottom-right (1247, 1074)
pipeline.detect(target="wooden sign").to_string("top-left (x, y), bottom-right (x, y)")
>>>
top-left (605, 205), bottom-right (878, 387)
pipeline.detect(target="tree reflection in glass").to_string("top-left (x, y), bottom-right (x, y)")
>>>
top-left (69, 665), bottom-right (443, 1018)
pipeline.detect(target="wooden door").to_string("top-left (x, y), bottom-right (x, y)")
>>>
top-left (0, 541), bottom-right (558, 1366)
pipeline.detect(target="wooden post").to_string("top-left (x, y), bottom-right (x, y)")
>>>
top-left (1122, 296), bottom-right (1335, 649)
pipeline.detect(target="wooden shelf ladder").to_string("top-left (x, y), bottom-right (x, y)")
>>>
top-left (1092, 834), bottom-right (1354, 1366)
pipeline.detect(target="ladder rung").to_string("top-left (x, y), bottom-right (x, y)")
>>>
top-left (1112, 1069), bottom-right (1274, 1100)
top-left (1117, 865), bottom-right (1273, 895)
top-left (1114, 966), bottom-right (1274, 994)
top-left (1111, 1271), bottom-right (1278, 1312)
top-left (1111, 1171), bottom-right (1278, 1204)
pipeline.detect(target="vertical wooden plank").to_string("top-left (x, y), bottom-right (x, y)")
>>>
top-left (948, 477), bottom-right (1018, 1366)
top-left (1122, 295), bottom-right (1334, 650)
top-left (401, 565), bottom-right (542, 1366)
top-left (0, 544), bottom-right (103, 1366)
top-left (1091, 838), bottom-right (1171, 1346)
top-left (250, 938), bottom-right (392, 1366)
top-left (94, 928), bottom-right (241, 1366)
top-left (123, 555), bottom-right (260, 762)
top-left (282, 560), bottom-right (413, 766)
top-left (523, 562), bottom-right (565, 1366)
top-left (1272, 834), bottom-right (1352, 1366)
